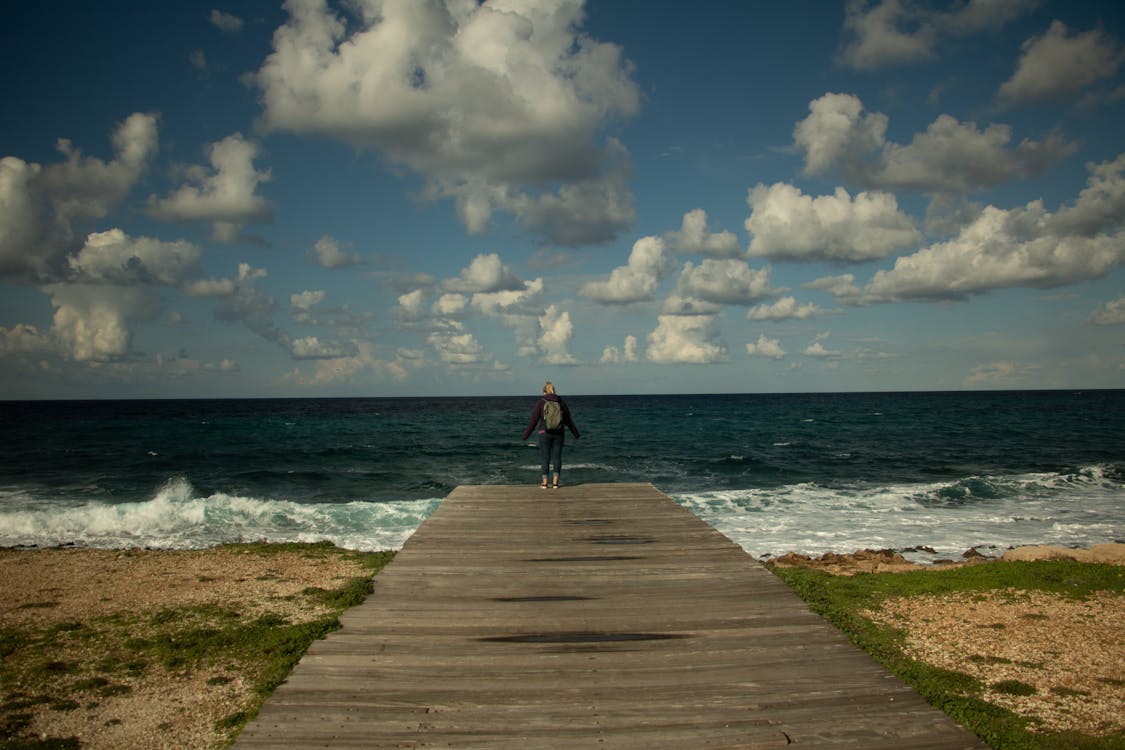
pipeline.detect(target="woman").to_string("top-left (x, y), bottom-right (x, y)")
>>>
top-left (521, 381), bottom-right (580, 488)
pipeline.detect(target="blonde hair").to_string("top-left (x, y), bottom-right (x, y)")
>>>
top-left (543, 381), bottom-right (556, 395)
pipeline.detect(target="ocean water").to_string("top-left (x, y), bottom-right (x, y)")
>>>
top-left (0, 391), bottom-right (1122, 562)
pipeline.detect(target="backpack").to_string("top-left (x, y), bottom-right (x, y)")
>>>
top-left (542, 399), bottom-right (563, 430)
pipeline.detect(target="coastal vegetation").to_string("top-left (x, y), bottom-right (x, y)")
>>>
top-left (770, 559), bottom-right (1125, 749)
top-left (1, 542), bottom-right (395, 750)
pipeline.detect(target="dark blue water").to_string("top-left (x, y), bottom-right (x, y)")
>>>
top-left (1, 391), bottom-right (1122, 558)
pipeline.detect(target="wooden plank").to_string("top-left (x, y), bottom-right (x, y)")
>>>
top-left (234, 483), bottom-right (986, 749)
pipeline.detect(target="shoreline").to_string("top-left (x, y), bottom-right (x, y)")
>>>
top-left (2, 542), bottom-right (1122, 748)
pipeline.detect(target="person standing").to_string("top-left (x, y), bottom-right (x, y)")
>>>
top-left (521, 381), bottom-right (580, 489)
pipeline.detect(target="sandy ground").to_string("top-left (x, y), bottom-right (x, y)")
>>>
top-left (2, 543), bottom-right (1123, 748)
top-left (1, 547), bottom-right (373, 750)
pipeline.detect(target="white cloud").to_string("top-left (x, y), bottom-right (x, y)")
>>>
top-left (538, 305), bottom-right (579, 366)
top-left (238, 262), bottom-right (267, 282)
top-left (862, 154), bottom-right (1125, 302)
top-left (254, 0), bottom-right (641, 244)
top-left (999, 21), bottom-right (1124, 105)
top-left (746, 334), bottom-right (786, 360)
top-left (1089, 296), bottom-right (1125, 325)
top-left (646, 314), bottom-right (727, 364)
top-left (838, 0), bottom-right (1037, 71)
top-left (290, 290), bottom-right (325, 311)
top-left (68, 229), bottom-right (202, 287)
top-left (804, 332), bottom-right (841, 359)
top-left (472, 277), bottom-right (544, 317)
top-left (209, 9), bottom-right (244, 33)
top-left (676, 259), bottom-right (775, 306)
top-left (427, 324), bottom-right (491, 367)
top-left (311, 235), bottom-right (364, 269)
top-left (805, 274), bottom-right (862, 303)
top-left (146, 133), bottom-right (271, 241)
top-left (600, 334), bottom-right (638, 364)
top-left (665, 208), bottom-right (742, 258)
top-left (46, 284), bottom-right (160, 362)
top-left (432, 293), bottom-right (468, 317)
top-left (289, 335), bottom-right (353, 360)
top-left (396, 289), bottom-right (426, 320)
top-left (1, 113), bottom-right (159, 281)
top-left (793, 93), bottom-right (1074, 194)
top-left (580, 236), bottom-right (671, 304)
top-left (747, 296), bottom-right (834, 321)
top-left (443, 253), bottom-right (525, 294)
top-left (285, 342), bottom-right (425, 386)
top-left (745, 182), bottom-right (920, 262)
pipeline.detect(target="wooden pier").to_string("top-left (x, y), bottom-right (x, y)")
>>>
top-left (234, 483), bottom-right (985, 749)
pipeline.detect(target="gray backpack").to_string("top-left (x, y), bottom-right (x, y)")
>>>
top-left (542, 400), bottom-right (563, 430)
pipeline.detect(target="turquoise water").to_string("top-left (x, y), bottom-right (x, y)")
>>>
top-left (1, 391), bottom-right (1122, 560)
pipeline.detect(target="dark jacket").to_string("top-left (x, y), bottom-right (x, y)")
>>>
top-left (521, 394), bottom-right (580, 440)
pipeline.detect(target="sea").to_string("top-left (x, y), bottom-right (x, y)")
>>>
top-left (1, 391), bottom-right (1122, 563)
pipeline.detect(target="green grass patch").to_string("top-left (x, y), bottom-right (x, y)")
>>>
top-left (0, 543), bottom-right (396, 749)
top-left (770, 560), bottom-right (1125, 750)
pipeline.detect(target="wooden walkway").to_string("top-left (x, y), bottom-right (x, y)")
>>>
top-left (234, 483), bottom-right (986, 749)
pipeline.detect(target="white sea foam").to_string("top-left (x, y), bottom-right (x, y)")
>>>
top-left (673, 465), bottom-right (1124, 562)
top-left (0, 477), bottom-right (441, 551)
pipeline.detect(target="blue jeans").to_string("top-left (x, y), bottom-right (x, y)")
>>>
top-left (539, 431), bottom-right (564, 478)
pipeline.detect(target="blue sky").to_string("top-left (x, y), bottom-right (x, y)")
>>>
top-left (2, 0), bottom-right (1124, 398)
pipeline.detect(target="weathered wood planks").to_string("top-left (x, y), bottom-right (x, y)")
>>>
top-left (234, 483), bottom-right (986, 749)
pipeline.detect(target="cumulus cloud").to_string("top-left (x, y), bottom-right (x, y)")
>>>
top-left (285, 342), bottom-right (426, 386)
top-left (67, 229), bottom-right (202, 287)
top-left (254, 0), bottom-right (641, 244)
top-left (580, 236), bottom-right (671, 304)
top-left (646, 314), bottom-right (727, 364)
top-left (665, 208), bottom-right (742, 258)
top-left (804, 332), bottom-right (841, 359)
top-left (432, 293), bottom-right (468, 317)
top-left (805, 274), bottom-right (862, 303)
top-left (45, 284), bottom-right (161, 362)
top-left (311, 235), bottom-right (364, 268)
top-left (838, 0), bottom-right (1037, 71)
top-left (1089, 296), bottom-right (1125, 325)
top-left (427, 323), bottom-right (491, 367)
top-left (1, 113), bottom-right (159, 281)
top-left (747, 296), bottom-right (835, 321)
top-left (999, 21), bottom-right (1124, 105)
top-left (443, 253), bottom-right (525, 294)
top-left (538, 305), bottom-right (579, 366)
top-left (290, 289), bottom-right (325, 311)
top-left (600, 334), bottom-right (638, 364)
top-left (676, 259), bottom-right (775, 306)
top-left (471, 277), bottom-right (544, 318)
top-left (746, 334), bottom-right (786, 360)
top-left (396, 289), bottom-right (427, 320)
top-left (861, 154), bottom-right (1125, 302)
top-left (473, 278), bottom-right (546, 358)
top-left (745, 182), bottom-right (920, 262)
top-left (793, 93), bottom-right (1074, 194)
top-left (288, 335), bottom-right (354, 360)
top-left (146, 133), bottom-right (272, 241)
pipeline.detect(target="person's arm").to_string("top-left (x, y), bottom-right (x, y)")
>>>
top-left (521, 400), bottom-right (543, 441)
